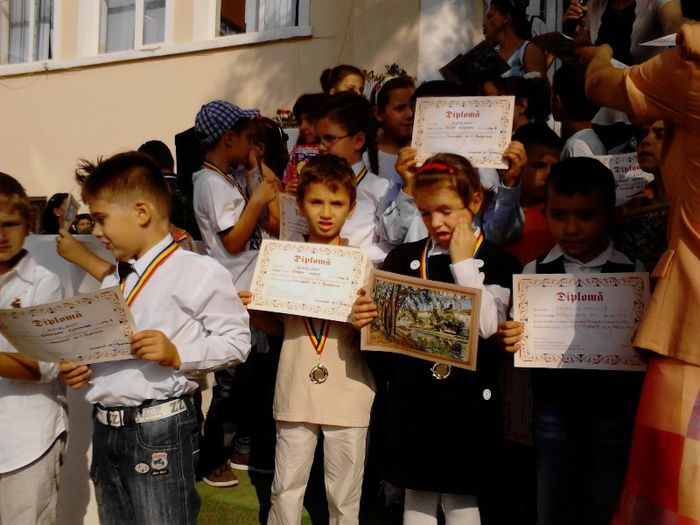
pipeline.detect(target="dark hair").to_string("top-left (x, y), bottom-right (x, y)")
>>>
top-left (489, 0), bottom-right (532, 40)
top-left (81, 152), bottom-right (172, 219)
top-left (545, 157), bottom-right (616, 214)
top-left (292, 93), bottom-right (328, 121)
top-left (296, 154), bottom-right (357, 206)
top-left (0, 172), bottom-right (32, 226)
top-left (138, 140), bottom-right (175, 172)
top-left (372, 76), bottom-right (416, 112)
top-left (72, 213), bottom-right (94, 234)
top-left (505, 76), bottom-right (551, 122)
top-left (552, 65), bottom-right (599, 122)
top-left (41, 192), bottom-right (69, 234)
top-left (413, 153), bottom-right (483, 213)
top-left (318, 92), bottom-right (379, 173)
top-left (512, 122), bottom-right (564, 152)
top-left (682, 0), bottom-right (700, 20)
top-left (413, 80), bottom-right (469, 101)
top-left (247, 117), bottom-right (290, 180)
top-left (320, 65), bottom-right (364, 94)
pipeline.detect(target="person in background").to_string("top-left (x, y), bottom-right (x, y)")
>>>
top-left (291, 93), bottom-right (326, 146)
top-left (319, 65), bottom-right (365, 96)
top-left (41, 193), bottom-right (69, 235)
top-left (138, 140), bottom-right (178, 191)
top-left (72, 213), bottom-right (94, 235)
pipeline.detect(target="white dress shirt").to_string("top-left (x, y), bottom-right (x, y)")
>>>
top-left (86, 235), bottom-right (251, 407)
top-left (561, 129), bottom-right (608, 160)
top-left (427, 241), bottom-right (509, 339)
top-left (522, 240), bottom-right (645, 275)
top-left (0, 252), bottom-right (67, 473)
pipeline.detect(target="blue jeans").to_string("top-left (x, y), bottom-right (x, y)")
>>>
top-left (90, 397), bottom-right (200, 525)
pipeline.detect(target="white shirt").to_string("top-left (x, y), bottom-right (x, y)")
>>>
top-left (376, 150), bottom-right (402, 187)
top-left (86, 235), bottom-right (251, 406)
top-left (192, 166), bottom-right (262, 290)
top-left (0, 252), bottom-right (67, 473)
top-left (522, 241), bottom-right (645, 275)
top-left (561, 129), bottom-right (607, 159)
top-left (427, 241), bottom-right (509, 338)
top-left (341, 162), bottom-right (394, 264)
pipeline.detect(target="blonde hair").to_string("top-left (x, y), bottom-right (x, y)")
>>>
top-left (0, 172), bottom-right (32, 225)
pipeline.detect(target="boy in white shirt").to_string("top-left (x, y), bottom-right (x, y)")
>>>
top-left (0, 173), bottom-right (67, 525)
top-left (59, 153), bottom-right (251, 524)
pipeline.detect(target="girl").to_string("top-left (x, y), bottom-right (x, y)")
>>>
top-left (320, 65), bottom-right (365, 96)
top-left (352, 153), bottom-right (521, 525)
top-left (483, 0), bottom-right (547, 78)
top-left (41, 192), bottom-right (69, 234)
top-left (315, 92), bottom-right (395, 264)
top-left (371, 76), bottom-right (416, 187)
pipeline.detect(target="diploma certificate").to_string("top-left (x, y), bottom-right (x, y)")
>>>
top-left (513, 273), bottom-right (649, 371)
top-left (411, 96), bottom-right (514, 168)
top-left (0, 287), bottom-right (136, 364)
top-left (248, 240), bottom-right (369, 322)
top-left (279, 193), bottom-right (309, 242)
top-left (594, 154), bottom-right (654, 206)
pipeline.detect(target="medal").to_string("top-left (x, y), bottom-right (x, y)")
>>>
top-left (309, 364), bottom-right (329, 384)
top-left (304, 318), bottom-right (330, 384)
top-left (431, 362), bottom-right (452, 380)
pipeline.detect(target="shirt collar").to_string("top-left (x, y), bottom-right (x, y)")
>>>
top-left (428, 238), bottom-right (450, 257)
top-left (351, 161), bottom-right (367, 175)
top-left (129, 235), bottom-right (174, 277)
top-left (0, 250), bottom-right (33, 285)
top-left (541, 239), bottom-right (633, 268)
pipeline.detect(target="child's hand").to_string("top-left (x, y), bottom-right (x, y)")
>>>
top-left (285, 177), bottom-right (299, 195)
top-left (131, 330), bottom-right (181, 369)
top-left (59, 360), bottom-right (92, 389)
top-left (396, 147), bottom-right (419, 195)
top-left (238, 291), bottom-right (253, 307)
top-left (351, 288), bottom-right (378, 330)
top-left (498, 141), bottom-right (527, 188)
top-left (449, 218), bottom-right (477, 264)
top-left (56, 228), bottom-right (88, 264)
top-left (493, 321), bottom-right (524, 353)
top-left (251, 176), bottom-right (279, 207)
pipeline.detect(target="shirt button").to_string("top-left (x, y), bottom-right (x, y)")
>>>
top-left (410, 260), bottom-right (420, 270)
top-left (474, 259), bottom-right (484, 268)
top-left (483, 389), bottom-right (492, 400)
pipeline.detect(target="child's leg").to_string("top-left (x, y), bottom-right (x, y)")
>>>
top-left (268, 422), bottom-right (320, 525)
top-left (403, 489), bottom-right (440, 525)
top-left (0, 433), bottom-right (65, 525)
top-left (441, 493), bottom-right (480, 525)
top-left (321, 425), bottom-right (368, 525)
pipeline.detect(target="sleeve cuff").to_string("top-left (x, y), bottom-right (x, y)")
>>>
top-left (38, 361), bottom-right (59, 383)
top-left (496, 182), bottom-right (521, 205)
top-left (449, 258), bottom-right (483, 287)
top-left (176, 342), bottom-right (246, 374)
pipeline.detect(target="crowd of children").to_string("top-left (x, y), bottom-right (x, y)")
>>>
top-left (0, 5), bottom-right (696, 524)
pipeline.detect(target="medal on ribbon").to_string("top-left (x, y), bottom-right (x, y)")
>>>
top-left (304, 318), bottom-right (330, 384)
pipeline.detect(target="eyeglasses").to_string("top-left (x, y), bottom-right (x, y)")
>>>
top-left (319, 134), bottom-right (351, 147)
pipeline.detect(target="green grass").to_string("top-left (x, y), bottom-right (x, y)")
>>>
top-left (197, 472), bottom-right (312, 525)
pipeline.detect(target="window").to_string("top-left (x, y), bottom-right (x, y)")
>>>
top-left (218, 0), bottom-right (299, 36)
top-left (0, 0), bottom-right (54, 64)
top-left (99, 0), bottom-right (168, 54)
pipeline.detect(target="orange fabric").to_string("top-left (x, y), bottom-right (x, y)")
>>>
top-left (624, 27), bottom-right (700, 366)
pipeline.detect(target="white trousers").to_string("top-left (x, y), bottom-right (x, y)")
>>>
top-left (403, 489), bottom-right (481, 525)
top-left (0, 434), bottom-right (65, 525)
top-left (267, 421), bottom-right (368, 525)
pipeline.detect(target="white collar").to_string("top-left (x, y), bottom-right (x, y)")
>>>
top-left (428, 238), bottom-right (450, 257)
top-left (129, 234), bottom-right (175, 277)
top-left (541, 239), bottom-right (633, 268)
top-left (351, 161), bottom-right (367, 176)
top-left (0, 250), bottom-right (33, 286)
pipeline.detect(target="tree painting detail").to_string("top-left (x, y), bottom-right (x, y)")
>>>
top-left (363, 271), bottom-right (480, 370)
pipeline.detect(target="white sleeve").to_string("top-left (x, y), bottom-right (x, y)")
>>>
top-left (196, 175), bottom-right (246, 234)
top-left (379, 190), bottom-right (421, 245)
top-left (449, 259), bottom-right (510, 339)
top-left (175, 262), bottom-right (251, 373)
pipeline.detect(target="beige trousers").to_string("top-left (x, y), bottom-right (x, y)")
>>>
top-left (0, 433), bottom-right (66, 525)
top-left (267, 422), bottom-right (368, 525)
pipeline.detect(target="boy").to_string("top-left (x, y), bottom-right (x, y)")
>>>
top-left (552, 65), bottom-right (607, 159)
top-left (241, 155), bottom-right (376, 525)
top-left (59, 153), bottom-right (251, 524)
top-left (500, 157), bottom-right (645, 525)
top-left (192, 100), bottom-right (279, 485)
top-left (505, 122), bottom-right (564, 265)
top-left (0, 173), bottom-right (67, 525)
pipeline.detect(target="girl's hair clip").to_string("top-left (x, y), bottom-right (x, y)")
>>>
top-left (417, 162), bottom-right (457, 176)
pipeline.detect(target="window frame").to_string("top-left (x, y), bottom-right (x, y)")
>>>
top-left (0, 0), bottom-right (60, 66)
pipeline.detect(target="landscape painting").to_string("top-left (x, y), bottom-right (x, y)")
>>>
top-left (361, 270), bottom-right (481, 371)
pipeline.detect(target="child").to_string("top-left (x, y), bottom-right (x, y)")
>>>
top-left (315, 92), bottom-right (395, 264)
top-left (505, 122), bottom-right (564, 265)
top-left (497, 157), bottom-right (645, 525)
top-left (292, 93), bottom-right (326, 146)
top-left (353, 154), bottom-right (521, 525)
top-left (72, 212), bottom-right (94, 234)
top-left (0, 173), bottom-right (67, 525)
top-left (59, 152), bottom-right (251, 524)
top-left (371, 76), bottom-right (416, 187)
top-left (552, 65), bottom-right (607, 159)
top-left (241, 154), bottom-right (376, 524)
top-left (319, 65), bottom-right (365, 96)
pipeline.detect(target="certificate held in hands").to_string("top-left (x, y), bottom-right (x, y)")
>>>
top-left (247, 239), bottom-right (369, 323)
top-left (513, 273), bottom-right (650, 371)
top-left (411, 96), bottom-right (515, 168)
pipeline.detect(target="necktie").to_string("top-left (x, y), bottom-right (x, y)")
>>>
top-left (117, 262), bottom-right (135, 284)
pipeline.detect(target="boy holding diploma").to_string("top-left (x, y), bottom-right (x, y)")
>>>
top-left (58, 152), bottom-right (251, 524)
top-left (239, 155), bottom-right (375, 525)
top-left (497, 157), bottom-right (645, 525)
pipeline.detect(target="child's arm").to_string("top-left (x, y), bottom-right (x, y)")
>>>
top-left (0, 353), bottom-right (41, 381)
top-left (238, 291), bottom-right (284, 337)
top-left (56, 228), bottom-right (114, 281)
top-left (379, 147), bottom-right (421, 245)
